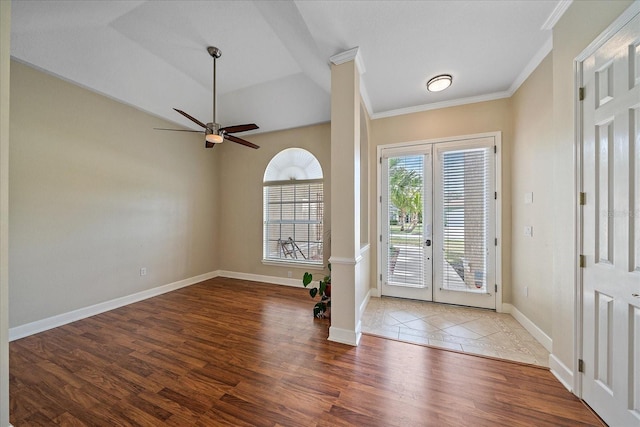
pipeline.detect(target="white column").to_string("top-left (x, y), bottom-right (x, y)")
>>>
top-left (328, 48), bottom-right (364, 345)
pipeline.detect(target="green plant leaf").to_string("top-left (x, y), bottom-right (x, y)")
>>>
top-left (309, 288), bottom-right (318, 298)
top-left (302, 272), bottom-right (313, 287)
top-left (319, 281), bottom-right (326, 296)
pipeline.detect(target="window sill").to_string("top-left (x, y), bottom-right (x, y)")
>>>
top-left (261, 259), bottom-right (325, 270)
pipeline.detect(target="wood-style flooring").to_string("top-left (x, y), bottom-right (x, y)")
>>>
top-left (10, 277), bottom-right (603, 426)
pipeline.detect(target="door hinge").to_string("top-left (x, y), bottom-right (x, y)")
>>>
top-left (380, 274), bottom-right (383, 281)
top-left (578, 359), bottom-right (584, 373)
top-left (380, 235), bottom-right (382, 242)
top-left (495, 238), bottom-right (498, 246)
top-left (493, 145), bottom-right (497, 154)
top-left (494, 192), bottom-right (497, 200)
top-left (495, 284), bottom-right (498, 293)
top-left (579, 255), bottom-right (586, 268)
top-left (579, 192), bottom-right (586, 205)
top-left (379, 157), bottom-right (382, 164)
top-left (380, 195), bottom-right (382, 203)
top-left (579, 87), bottom-right (585, 101)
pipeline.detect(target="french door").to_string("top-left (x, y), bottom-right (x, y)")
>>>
top-left (381, 136), bottom-right (496, 309)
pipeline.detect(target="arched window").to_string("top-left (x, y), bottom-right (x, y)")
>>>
top-left (263, 148), bottom-right (323, 265)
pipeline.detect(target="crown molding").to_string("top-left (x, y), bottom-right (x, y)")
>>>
top-left (371, 91), bottom-right (511, 120)
top-left (330, 46), bottom-right (366, 75)
top-left (541, 0), bottom-right (572, 30)
top-left (508, 35), bottom-right (553, 95)
top-left (330, 47), bottom-right (358, 65)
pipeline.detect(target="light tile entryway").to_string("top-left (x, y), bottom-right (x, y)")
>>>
top-left (362, 297), bottom-right (549, 367)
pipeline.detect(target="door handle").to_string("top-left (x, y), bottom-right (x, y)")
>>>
top-left (425, 239), bottom-right (431, 247)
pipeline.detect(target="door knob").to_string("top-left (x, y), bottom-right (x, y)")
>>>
top-left (425, 239), bottom-right (431, 247)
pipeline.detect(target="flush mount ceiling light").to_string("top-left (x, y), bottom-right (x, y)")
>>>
top-left (426, 74), bottom-right (452, 92)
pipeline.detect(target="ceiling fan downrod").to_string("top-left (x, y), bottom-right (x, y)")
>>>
top-left (207, 46), bottom-right (221, 129)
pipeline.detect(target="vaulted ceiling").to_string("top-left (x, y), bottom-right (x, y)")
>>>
top-left (10, 0), bottom-right (566, 134)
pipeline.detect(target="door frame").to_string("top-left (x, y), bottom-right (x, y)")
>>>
top-left (376, 131), bottom-right (503, 312)
top-left (573, 0), bottom-right (640, 399)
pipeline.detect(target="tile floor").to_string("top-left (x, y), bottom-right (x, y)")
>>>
top-left (361, 296), bottom-right (550, 367)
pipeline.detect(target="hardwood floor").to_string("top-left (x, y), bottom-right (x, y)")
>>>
top-left (10, 277), bottom-right (603, 426)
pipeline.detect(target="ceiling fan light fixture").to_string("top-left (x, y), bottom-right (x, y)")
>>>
top-left (426, 74), bottom-right (452, 92)
top-left (205, 132), bottom-right (224, 144)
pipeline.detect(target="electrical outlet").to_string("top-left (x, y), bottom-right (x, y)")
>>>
top-left (287, 271), bottom-right (292, 278)
top-left (524, 225), bottom-right (533, 237)
top-left (525, 286), bottom-right (529, 297)
top-left (140, 267), bottom-right (147, 276)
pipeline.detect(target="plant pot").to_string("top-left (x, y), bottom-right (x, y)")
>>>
top-left (324, 283), bottom-right (331, 298)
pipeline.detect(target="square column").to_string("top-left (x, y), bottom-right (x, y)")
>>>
top-left (329, 48), bottom-right (364, 345)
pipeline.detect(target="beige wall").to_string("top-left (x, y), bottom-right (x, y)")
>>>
top-left (511, 53), bottom-right (554, 336)
top-left (9, 61), bottom-right (220, 327)
top-left (369, 99), bottom-right (513, 303)
top-left (550, 0), bottom-right (633, 372)
top-left (358, 103), bottom-right (373, 315)
top-left (5, 2), bottom-right (634, 398)
top-left (0, 0), bottom-right (10, 423)
top-left (217, 122), bottom-right (331, 279)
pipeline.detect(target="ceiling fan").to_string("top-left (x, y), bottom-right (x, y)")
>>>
top-left (155, 46), bottom-right (259, 149)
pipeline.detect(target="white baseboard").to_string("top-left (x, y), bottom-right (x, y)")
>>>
top-left (359, 288), bottom-right (372, 318)
top-left (329, 325), bottom-right (361, 346)
top-left (502, 303), bottom-right (552, 352)
top-left (9, 271), bottom-right (219, 341)
top-left (218, 270), bottom-right (303, 288)
top-left (549, 353), bottom-right (574, 392)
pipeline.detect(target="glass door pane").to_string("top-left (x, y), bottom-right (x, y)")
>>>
top-left (434, 138), bottom-right (496, 309)
top-left (381, 146), bottom-right (432, 301)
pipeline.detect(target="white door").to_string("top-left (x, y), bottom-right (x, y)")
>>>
top-left (381, 145), bottom-right (433, 301)
top-left (381, 136), bottom-right (496, 309)
top-left (581, 10), bottom-right (640, 426)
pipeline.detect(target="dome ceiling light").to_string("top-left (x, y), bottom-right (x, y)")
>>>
top-left (426, 74), bottom-right (453, 92)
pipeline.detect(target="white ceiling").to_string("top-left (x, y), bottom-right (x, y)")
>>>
top-left (10, 0), bottom-right (567, 135)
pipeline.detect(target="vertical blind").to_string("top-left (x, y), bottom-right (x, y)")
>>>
top-left (440, 147), bottom-right (491, 293)
top-left (386, 155), bottom-right (425, 288)
top-left (263, 181), bottom-right (323, 264)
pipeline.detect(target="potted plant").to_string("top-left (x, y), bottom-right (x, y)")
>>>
top-left (302, 263), bottom-right (331, 318)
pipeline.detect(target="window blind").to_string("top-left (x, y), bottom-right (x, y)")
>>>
top-left (263, 181), bottom-right (323, 264)
top-left (440, 147), bottom-right (491, 293)
top-left (386, 155), bottom-right (425, 288)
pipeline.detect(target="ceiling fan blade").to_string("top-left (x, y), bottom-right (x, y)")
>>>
top-left (220, 123), bottom-right (259, 134)
top-left (173, 108), bottom-right (207, 129)
top-left (225, 134), bottom-right (260, 149)
top-left (205, 141), bottom-right (216, 149)
top-left (154, 128), bottom-right (204, 133)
